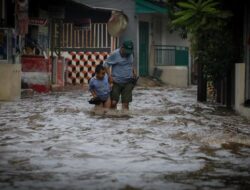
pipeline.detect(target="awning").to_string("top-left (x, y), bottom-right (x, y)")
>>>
top-left (136, 0), bottom-right (168, 14)
top-left (71, 0), bottom-right (122, 12)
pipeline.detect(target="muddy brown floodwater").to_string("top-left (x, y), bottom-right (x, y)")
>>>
top-left (0, 86), bottom-right (250, 190)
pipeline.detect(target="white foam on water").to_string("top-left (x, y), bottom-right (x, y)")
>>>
top-left (0, 86), bottom-right (250, 189)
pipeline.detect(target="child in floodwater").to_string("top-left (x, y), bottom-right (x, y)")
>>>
top-left (88, 64), bottom-right (111, 108)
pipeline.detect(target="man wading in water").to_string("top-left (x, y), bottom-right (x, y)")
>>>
top-left (104, 40), bottom-right (137, 110)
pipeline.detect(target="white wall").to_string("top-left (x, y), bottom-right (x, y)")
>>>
top-left (151, 15), bottom-right (162, 45)
top-left (158, 66), bottom-right (188, 87)
top-left (161, 23), bottom-right (189, 47)
top-left (235, 63), bottom-right (250, 120)
top-left (0, 64), bottom-right (21, 101)
top-left (149, 15), bottom-right (190, 86)
top-left (152, 15), bottom-right (190, 47)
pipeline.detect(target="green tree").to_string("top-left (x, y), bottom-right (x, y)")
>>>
top-left (170, 0), bottom-right (232, 102)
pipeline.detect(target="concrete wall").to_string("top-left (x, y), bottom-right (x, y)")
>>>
top-left (151, 15), bottom-right (190, 47)
top-left (235, 63), bottom-right (250, 120)
top-left (137, 14), bottom-right (190, 80)
top-left (161, 20), bottom-right (190, 47)
top-left (149, 15), bottom-right (190, 87)
top-left (157, 66), bottom-right (188, 87)
top-left (0, 64), bottom-right (21, 101)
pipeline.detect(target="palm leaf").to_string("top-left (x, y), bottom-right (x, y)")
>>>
top-left (202, 7), bottom-right (220, 14)
top-left (172, 12), bottom-right (195, 25)
top-left (197, 0), bottom-right (203, 7)
top-left (177, 2), bottom-right (196, 10)
top-left (187, 0), bottom-right (197, 7)
top-left (203, 3), bottom-right (219, 11)
top-left (174, 10), bottom-right (195, 17)
top-left (201, 0), bottom-right (218, 9)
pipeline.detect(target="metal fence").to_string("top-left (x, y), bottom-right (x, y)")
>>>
top-left (154, 45), bottom-right (189, 66)
top-left (60, 23), bottom-right (119, 50)
top-left (51, 21), bottom-right (119, 52)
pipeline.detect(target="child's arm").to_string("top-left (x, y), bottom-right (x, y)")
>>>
top-left (89, 79), bottom-right (97, 98)
top-left (90, 89), bottom-right (97, 98)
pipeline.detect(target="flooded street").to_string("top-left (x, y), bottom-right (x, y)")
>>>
top-left (0, 86), bottom-right (250, 190)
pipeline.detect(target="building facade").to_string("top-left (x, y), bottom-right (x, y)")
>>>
top-left (74, 0), bottom-right (190, 87)
top-left (1, 0), bottom-right (191, 100)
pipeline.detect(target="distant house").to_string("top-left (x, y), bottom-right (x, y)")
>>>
top-left (1, 0), bottom-right (191, 99)
top-left (21, 0), bottom-right (191, 89)
top-left (20, 0), bottom-right (120, 89)
top-left (74, 0), bottom-right (190, 87)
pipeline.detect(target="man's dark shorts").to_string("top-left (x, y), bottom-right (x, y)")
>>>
top-left (111, 82), bottom-right (134, 103)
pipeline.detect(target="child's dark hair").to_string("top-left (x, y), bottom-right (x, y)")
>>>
top-left (95, 64), bottom-right (105, 74)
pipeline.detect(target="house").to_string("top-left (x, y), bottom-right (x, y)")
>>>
top-left (23, 0), bottom-right (190, 90)
top-left (74, 0), bottom-right (190, 87)
top-left (212, 0), bottom-right (250, 119)
top-left (215, 0), bottom-right (250, 119)
top-left (1, 0), bottom-right (191, 100)
top-left (234, 1), bottom-right (250, 119)
top-left (21, 0), bottom-right (120, 91)
top-left (0, 0), bottom-right (21, 100)
top-left (0, 0), bottom-right (121, 94)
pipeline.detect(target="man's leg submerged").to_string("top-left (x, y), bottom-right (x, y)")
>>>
top-left (111, 83), bottom-right (121, 109)
top-left (121, 83), bottom-right (134, 110)
top-left (111, 100), bottom-right (118, 109)
top-left (122, 103), bottom-right (129, 110)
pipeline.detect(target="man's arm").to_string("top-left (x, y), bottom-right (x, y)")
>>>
top-left (104, 53), bottom-right (117, 84)
top-left (104, 65), bottom-right (113, 84)
top-left (133, 68), bottom-right (137, 78)
top-left (131, 54), bottom-right (137, 78)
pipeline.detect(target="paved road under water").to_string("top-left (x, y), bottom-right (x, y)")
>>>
top-left (0, 86), bottom-right (250, 190)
